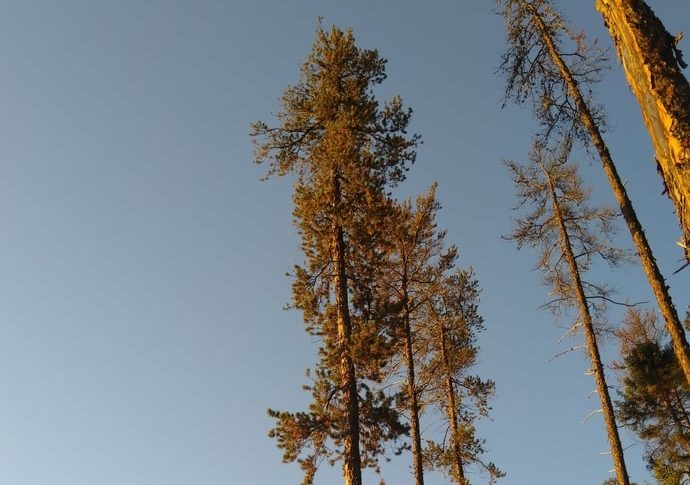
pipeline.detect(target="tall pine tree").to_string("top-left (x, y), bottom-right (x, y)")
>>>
top-left (252, 25), bottom-right (418, 485)
top-left (505, 136), bottom-right (631, 485)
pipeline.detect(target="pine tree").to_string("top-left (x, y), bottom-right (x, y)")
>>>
top-left (383, 186), bottom-right (447, 485)
top-left (614, 308), bottom-right (690, 484)
top-left (382, 187), bottom-right (502, 485)
top-left (251, 25), bottom-right (418, 485)
top-left (596, 0), bottom-right (690, 264)
top-left (505, 135), bottom-right (631, 485)
top-left (420, 266), bottom-right (503, 485)
top-left (498, 0), bottom-right (690, 391)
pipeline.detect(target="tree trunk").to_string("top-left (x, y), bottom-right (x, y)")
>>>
top-left (402, 274), bottom-right (425, 485)
top-left (332, 172), bottom-right (362, 485)
top-left (546, 170), bottom-right (631, 485)
top-left (440, 320), bottom-right (467, 485)
top-left (404, 319), bottom-right (424, 484)
top-left (596, 0), bottom-right (690, 264)
top-left (528, 1), bottom-right (690, 390)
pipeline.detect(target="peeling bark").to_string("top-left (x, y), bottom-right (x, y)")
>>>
top-left (597, 0), bottom-right (690, 263)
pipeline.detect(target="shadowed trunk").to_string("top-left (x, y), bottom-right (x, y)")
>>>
top-left (404, 310), bottom-right (425, 485)
top-left (402, 272), bottom-right (425, 485)
top-left (440, 319), bottom-right (467, 485)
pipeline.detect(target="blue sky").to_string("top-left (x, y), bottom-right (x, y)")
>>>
top-left (1, 1), bottom-right (689, 484)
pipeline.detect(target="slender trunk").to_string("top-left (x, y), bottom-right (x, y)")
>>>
top-left (402, 272), bottom-right (425, 485)
top-left (528, 1), bottom-right (690, 389)
top-left (332, 171), bottom-right (362, 485)
top-left (404, 321), bottom-right (424, 484)
top-left (596, 0), bottom-right (690, 264)
top-left (545, 170), bottom-right (631, 485)
top-left (439, 319), bottom-right (467, 485)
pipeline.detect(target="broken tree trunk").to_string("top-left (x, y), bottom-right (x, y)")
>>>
top-left (597, 0), bottom-right (690, 263)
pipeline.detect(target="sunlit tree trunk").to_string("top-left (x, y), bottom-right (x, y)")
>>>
top-left (332, 171), bottom-right (362, 485)
top-left (526, 0), bottom-right (690, 391)
top-left (596, 0), bottom-right (690, 264)
top-left (254, 26), bottom-right (418, 483)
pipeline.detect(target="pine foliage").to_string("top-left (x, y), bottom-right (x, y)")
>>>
top-left (252, 25), bottom-right (418, 484)
top-left (383, 187), bottom-right (502, 484)
top-left (615, 309), bottom-right (690, 484)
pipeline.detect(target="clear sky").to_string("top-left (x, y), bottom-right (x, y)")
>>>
top-left (1, 1), bottom-right (689, 484)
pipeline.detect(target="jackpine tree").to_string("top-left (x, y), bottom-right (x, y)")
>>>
top-left (382, 187), bottom-right (502, 485)
top-left (614, 308), bottom-right (690, 484)
top-left (596, 0), bottom-right (690, 264)
top-left (383, 185), bottom-right (448, 485)
top-left (251, 26), bottom-right (418, 485)
top-left (498, 0), bottom-right (690, 390)
top-left (420, 266), bottom-right (503, 485)
top-left (505, 136), bottom-right (631, 485)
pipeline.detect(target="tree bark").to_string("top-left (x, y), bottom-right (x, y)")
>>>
top-left (332, 171), bottom-right (362, 485)
top-left (528, 0), bottom-right (690, 391)
top-left (440, 320), bottom-right (467, 485)
top-left (402, 272), bottom-right (425, 485)
top-left (596, 0), bottom-right (690, 264)
top-left (546, 169), bottom-right (631, 485)
top-left (404, 315), bottom-right (424, 484)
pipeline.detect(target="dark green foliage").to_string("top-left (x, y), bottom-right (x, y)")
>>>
top-left (615, 309), bottom-right (690, 485)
